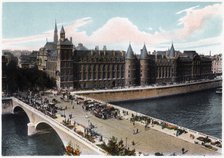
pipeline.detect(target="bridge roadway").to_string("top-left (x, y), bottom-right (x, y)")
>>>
top-left (6, 97), bottom-right (106, 155)
top-left (2, 96), bottom-right (221, 156)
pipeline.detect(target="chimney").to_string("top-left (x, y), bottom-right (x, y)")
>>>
top-left (70, 37), bottom-right (72, 42)
top-left (95, 46), bottom-right (99, 51)
top-left (103, 45), bottom-right (107, 51)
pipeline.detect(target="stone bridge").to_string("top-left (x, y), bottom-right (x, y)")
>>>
top-left (2, 97), bottom-right (106, 155)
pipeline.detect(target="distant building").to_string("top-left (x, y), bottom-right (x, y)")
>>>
top-left (3, 51), bottom-right (18, 65)
top-left (211, 54), bottom-right (222, 75)
top-left (2, 55), bottom-right (7, 91)
top-left (37, 22), bottom-right (214, 90)
top-left (18, 51), bottom-right (38, 68)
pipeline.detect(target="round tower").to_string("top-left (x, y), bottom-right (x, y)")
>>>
top-left (125, 44), bottom-right (136, 87)
top-left (140, 44), bottom-right (149, 86)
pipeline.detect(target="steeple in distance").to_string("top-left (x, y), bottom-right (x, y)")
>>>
top-left (54, 20), bottom-right (58, 43)
top-left (169, 42), bottom-right (175, 58)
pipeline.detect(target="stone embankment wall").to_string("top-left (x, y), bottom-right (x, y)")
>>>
top-left (76, 79), bottom-right (221, 102)
top-left (2, 99), bottom-right (13, 114)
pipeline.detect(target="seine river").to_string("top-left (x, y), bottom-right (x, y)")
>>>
top-left (113, 89), bottom-right (222, 139)
top-left (2, 89), bottom-right (222, 155)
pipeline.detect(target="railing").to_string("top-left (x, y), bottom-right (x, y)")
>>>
top-left (11, 97), bottom-right (107, 155)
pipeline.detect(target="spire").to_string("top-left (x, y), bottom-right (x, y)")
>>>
top-left (140, 44), bottom-right (148, 59)
top-left (54, 20), bottom-right (57, 32)
top-left (60, 25), bottom-right (65, 41)
top-left (169, 42), bottom-right (175, 58)
top-left (126, 44), bottom-right (135, 59)
top-left (54, 20), bottom-right (58, 43)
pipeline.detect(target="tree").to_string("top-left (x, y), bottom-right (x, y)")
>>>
top-left (99, 136), bottom-right (135, 156)
top-left (4, 60), bottom-right (56, 93)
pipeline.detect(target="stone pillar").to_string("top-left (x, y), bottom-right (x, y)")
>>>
top-left (27, 123), bottom-right (36, 136)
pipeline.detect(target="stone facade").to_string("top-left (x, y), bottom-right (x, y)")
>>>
top-left (73, 49), bottom-right (125, 89)
top-left (37, 23), bottom-right (214, 90)
top-left (211, 54), bottom-right (222, 75)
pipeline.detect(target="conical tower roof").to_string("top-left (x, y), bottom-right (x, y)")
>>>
top-left (140, 44), bottom-right (149, 59)
top-left (169, 43), bottom-right (175, 58)
top-left (126, 44), bottom-right (135, 59)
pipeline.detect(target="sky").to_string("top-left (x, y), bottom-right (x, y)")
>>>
top-left (2, 1), bottom-right (223, 55)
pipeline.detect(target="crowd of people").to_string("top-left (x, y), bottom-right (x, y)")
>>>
top-left (76, 98), bottom-right (121, 120)
top-left (15, 91), bottom-right (59, 118)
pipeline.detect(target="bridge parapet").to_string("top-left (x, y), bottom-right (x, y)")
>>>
top-left (10, 97), bottom-right (107, 155)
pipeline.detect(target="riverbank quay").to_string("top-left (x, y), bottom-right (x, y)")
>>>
top-left (18, 90), bottom-right (221, 156)
top-left (70, 94), bottom-right (222, 155)
top-left (3, 88), bottom-right (221, 156)
top-left (72, 79), bottom-right (221, 102)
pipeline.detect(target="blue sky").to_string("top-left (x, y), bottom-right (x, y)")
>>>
top-left (2, 2), bottom-right (223, 55)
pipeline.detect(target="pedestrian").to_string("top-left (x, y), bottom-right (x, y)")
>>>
top-left (181, 148), bottom-right (185, 154)
top-left (136, 128), bottom-right (139, 134)
top-left (132, 141), bottom-right (135, 146)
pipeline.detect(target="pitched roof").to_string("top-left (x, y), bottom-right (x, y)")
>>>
top-left (44, 42), bottom-right (56, 51)
top-left (156, 51), bottom-right (166, 56)
top-left (182, 51), bottom-right (198, 59)
top-left (58, 38), bottom-right (73, 45)
top-left (76, 43), bottom-right (88, 50)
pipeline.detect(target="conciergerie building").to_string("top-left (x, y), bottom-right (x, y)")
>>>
top-left (37, 23), bottom-right (213, 90)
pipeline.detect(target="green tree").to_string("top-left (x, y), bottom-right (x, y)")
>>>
top-left (99, 136), bottom-right (135, 156)
top-left (4, 60), bottom-right (56, 93)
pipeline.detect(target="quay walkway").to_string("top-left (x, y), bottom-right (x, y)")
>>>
top-left (2, 90), bottom-right (222, 156)
top-left (41, 92), bottom-right (221, 156)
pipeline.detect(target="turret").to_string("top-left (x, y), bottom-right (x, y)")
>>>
top-left (140, 44), bottom-right (149, 86)
top-left (126, 44), bottom-right (135, 59)
top-left (125, 44), bottom-right (138, 87)
top-left (60, 25), bottom-right (65, 41)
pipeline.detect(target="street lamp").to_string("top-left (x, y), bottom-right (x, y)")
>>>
top-left (125, 137), bottom-right (127, 148)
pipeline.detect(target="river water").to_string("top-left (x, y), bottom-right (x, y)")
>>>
top-left (2, 113), bottom-right (65, 156)
top-left (113, 89), bottom-right (222, 139)
top-left (2, 89), bottom-right (222, 155)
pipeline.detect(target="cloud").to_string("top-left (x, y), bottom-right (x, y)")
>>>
top-left (3, 33), bottom-right (51, 45)
top-left (175, 3), bottom-right (223, 38)
top-left (176, 5), bottom-right (200, 15)
top-left (2, 4), bottom-right (223, 54)
top-left (89, 17), bottom-right (150, 44)
top-left (2, 17), bottom-right (93, 50)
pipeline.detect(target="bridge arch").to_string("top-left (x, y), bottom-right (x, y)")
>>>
top-left (12, 106), bottom-right (32, 123)
top-left (35, 121), bottom-right (67, 147)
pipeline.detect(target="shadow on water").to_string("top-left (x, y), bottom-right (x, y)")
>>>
top-left (112, 89), bottom-right (222, 138)
top-left (2, 110), bottom-right (64, 156)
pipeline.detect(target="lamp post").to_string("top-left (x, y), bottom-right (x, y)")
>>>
top-left (125, 137), bottom-right (127, 148)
